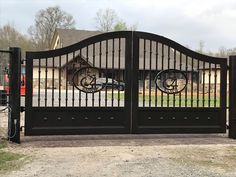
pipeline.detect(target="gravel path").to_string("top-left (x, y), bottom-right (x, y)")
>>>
top-left (2, 134), bottom-right (236, 177)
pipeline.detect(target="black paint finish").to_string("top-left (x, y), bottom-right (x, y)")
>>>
top-left (25, 31), bottom-right (227, 136)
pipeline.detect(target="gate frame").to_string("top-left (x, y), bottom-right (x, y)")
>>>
top-left (9, 47), bottom-right (21, 143)
top-left (229, 55), bottom-right (236, 139)
top-left (22, 31), bottom-right (230, 138)
top-left (0, 48), bottom-right (21, 143)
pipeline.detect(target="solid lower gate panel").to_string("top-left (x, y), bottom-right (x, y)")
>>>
top-left (25, 107), bottom-right (130, 135)
top-left (132, 108), bottom-right (226, 134)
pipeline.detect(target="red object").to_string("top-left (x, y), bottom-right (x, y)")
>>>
top-left (4, 65), bottom-right (26, 96)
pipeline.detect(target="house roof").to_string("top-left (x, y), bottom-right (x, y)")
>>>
top-left (51, 28), bottom-right (102, 49)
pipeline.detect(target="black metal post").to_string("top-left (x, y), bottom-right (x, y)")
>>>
top-left (8, 47), bottom-right (21, 143)
top-left (229, 55), bottom-right (236, 139)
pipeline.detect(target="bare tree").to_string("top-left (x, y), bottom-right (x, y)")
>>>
top-left (215, 46), bottom-right (227, 57)
top-left (28, 6), bottom-right (75, 50)
top-left (0, 24), bottom-right (34, 85)
top-left (95, 8), bottom-right (118, 32)
top-left (196, 40), bottom-right (205, 54)
top-left (227, 48), bottom-right (236, 56)
top-left (95, 8), bottom-right (138, 32)
top-left (129, 23), bottom-right (138, 31)
top-left (0, 23), bottom-right (34, 52)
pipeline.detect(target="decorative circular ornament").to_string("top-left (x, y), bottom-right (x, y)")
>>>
top-left (72, 67), bottom-right (106, 93)
top-left (155, 69), bottom-right (188, 94)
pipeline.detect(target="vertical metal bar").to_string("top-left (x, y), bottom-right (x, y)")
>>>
top-left (65, 53), bottom-right (68, 107)
top-left (155, 41), bottom-right (158, 107)
top-left (219, 61), bottom-right (227, 135)
top-left (65, 54), bottom-right (68, 107)
top-left (143, 39), bottom-right (146, 107)
top-left (112, 38), bottom-right (115, 107)
top-left (208, 63), bottom-right (211, 107)
top-left (105, 40), bottom-right (108, 107)
top-left (85, 46), bottom-right (88, 107)
top-left (179, 53), bottom-right (182, 107)
top-left (9, 47), bottom-right (21, 143)
top-left (52, 57), bottom-right (54, 107)
top-left (92, 44), bottom-right (95, 107)
top-left (38, 59), bottom-right (41, 107)
top-left (25, 51), bottom-right (33, 137)
top-left (191, 57), bottom-right (194, 107)
top-left (167, 46), bottom-right (170, 107)
top-left (79, 49), bottom-right (81, 107)
top-left (173, 49), bottom-right (176, 107)
top-left (197, 60), bottom-right (200, 107)
top-left (72, 52), bottom-right (75, 107)
top-left (214, 64), bottom-right (217, 107)
top-left (99, 42), bottom-right (102, 107)
top-left (229, 56), bottom-right (236, 138)
top-left (161, 43), bottom-right (164, 107)
top-left (203, 61), bottom-right (205, 107)
top-left (131, 31), bottom-right (139, 133)
top-left (59, 56), bottom-right (61, 107)
top-left (118, 38), bottom-right (121, 107)
top-left (45, 57), bottom-right (48, 107)
top-left (149, 40), bottom-right (152, 107)
top-left (185, 56), bottom-right (188, 107)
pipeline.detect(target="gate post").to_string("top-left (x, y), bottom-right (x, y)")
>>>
top-left (8, 47), bottom-right (21, 143)
top-left (229, 55), bottom-right (236, 139)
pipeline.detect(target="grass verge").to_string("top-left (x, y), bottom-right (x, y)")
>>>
top-left (0, 140), bottom-right (30, 174)
top-left (0, 140), bottom-right (7, 149)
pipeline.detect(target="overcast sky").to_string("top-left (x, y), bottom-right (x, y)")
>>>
top-left (0, 0), bottom-right (236, 52)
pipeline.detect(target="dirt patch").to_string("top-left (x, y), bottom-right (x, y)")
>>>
top-left (1, 134), bottom-right (236, 177)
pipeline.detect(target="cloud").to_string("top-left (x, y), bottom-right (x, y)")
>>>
top-left (0, 0), bottom-right (236, 51)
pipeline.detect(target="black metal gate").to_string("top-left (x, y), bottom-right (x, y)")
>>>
top-left (132, 32), bottom-right (227, 133)
top-left (25, 31), bottom-right (227, 136)
top-left (0, 48), bottom-right (21, 143)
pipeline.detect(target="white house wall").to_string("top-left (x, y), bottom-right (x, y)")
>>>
top-left (33, 67), bottom-right (60, 89)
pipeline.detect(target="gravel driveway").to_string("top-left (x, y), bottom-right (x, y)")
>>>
top-left (2, 134), bottom-right (236, 177)
top-left (1, 91), bottom-right (235, 177)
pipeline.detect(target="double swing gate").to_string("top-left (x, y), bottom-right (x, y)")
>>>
top-left (7, 31), bottom-right (236, 143)
top-left (25, 31), bottom-right (227, 136)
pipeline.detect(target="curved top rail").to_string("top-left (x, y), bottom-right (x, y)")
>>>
top-left (26, 30), bottom-right (227, 65)
top-left (26, 31), bottom-right (132, 59)
top-left (134, 31), bottom-right (227, 64)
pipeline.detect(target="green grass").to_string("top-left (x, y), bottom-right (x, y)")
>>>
top-left (0, 141), bottom-right (7, 149)
top-left (0, 140), bottom-right (30, 174)
top-left (0, 151), bottom-right (26, 172)
top-left (139, 94), bottom-right (220, 107)
top-left (108, 92), bottom-right (222, 107)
